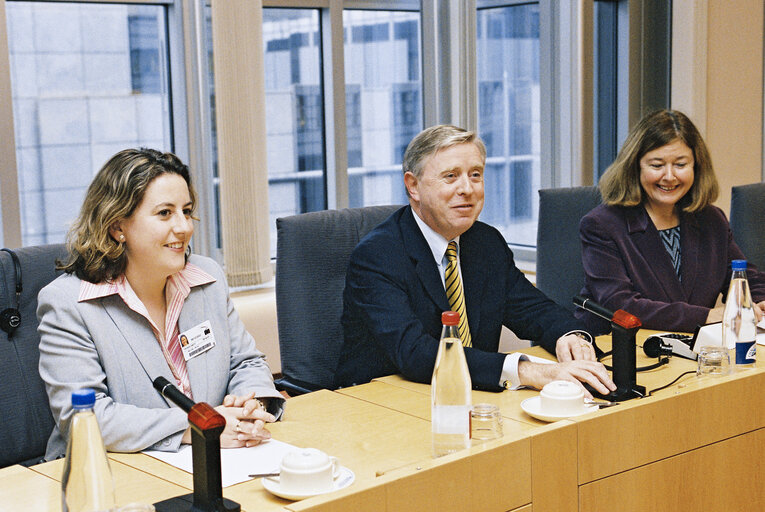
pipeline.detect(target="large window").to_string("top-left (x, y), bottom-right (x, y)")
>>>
top-left (5, 1), bottom-right (172, 245)
top-left (343, 10), bottom-right (421, 208)
top-left (476, 3), bottom-right (540, 248)
top-left (262, 9), bottom-right (326, 254)
top-left (0, 1), bottom-right (637, 283)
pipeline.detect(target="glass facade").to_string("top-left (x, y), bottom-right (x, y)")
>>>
top-left (476, 3), bottom-right (540, 247)
top-left (262, 9), bottom-right (325, 254)
top-left (343, 10), bottom-right (421, 209)
top-left (262, 8), bottom-right (420, 254)
top-left (6, 2), bottom-right (172, 245)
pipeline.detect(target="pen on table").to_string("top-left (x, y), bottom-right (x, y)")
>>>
top-left (248, 472), bottom-right (280, 478)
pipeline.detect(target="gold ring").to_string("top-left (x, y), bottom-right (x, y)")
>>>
top-left (235, 420), bottom-right (243, 433)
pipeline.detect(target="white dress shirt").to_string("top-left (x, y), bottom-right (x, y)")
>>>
top-left (411, 210), bottom-right (526, 388)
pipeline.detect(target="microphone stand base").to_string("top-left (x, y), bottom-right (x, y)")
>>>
top-left (154, 493), bottom-right (241, 512)
top-left (584, 383), bottom-right (645, 402)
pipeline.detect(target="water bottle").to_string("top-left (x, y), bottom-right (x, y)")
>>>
top-left (722, 259), bottom-right (757, 369)
top-left (61, 389), bottom-right (117, 512)
top-left (431, 311), bottom-right (472, 457)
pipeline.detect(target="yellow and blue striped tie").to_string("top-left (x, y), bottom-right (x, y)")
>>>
top-left (444, 241), bottom-right (472, 347)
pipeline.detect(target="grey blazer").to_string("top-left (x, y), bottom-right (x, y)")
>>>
top-left (38, 255), bottom-right (284, 460)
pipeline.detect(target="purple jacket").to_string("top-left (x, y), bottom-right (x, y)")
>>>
top-left (576, 203), bottom-right (765, 334)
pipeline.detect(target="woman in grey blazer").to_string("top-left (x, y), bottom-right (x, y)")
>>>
top-left (577, 110), bottom-right (765, 334)
top-left (38, 149), bottom-right (284, 460)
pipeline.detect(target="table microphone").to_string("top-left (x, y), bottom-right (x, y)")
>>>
top-left (153, 376), bottom-right (195, 412)
top-left (151, 376), bottom-right (241, 512)
top-left (573, 295), bottom-right (614, 322)
top-left (572, 295), bottom-right (645, 402)
top-left (573, 295), bottom-right (641, 330)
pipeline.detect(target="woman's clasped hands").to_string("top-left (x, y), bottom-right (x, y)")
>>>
top-left (182, 391), bottom-right (276, 448)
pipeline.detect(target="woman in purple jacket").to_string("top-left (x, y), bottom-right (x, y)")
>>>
top-left (576, 109), bottom-right (765, 334)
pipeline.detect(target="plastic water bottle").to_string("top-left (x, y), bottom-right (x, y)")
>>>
top-left (61, 389), bottom-right (116, 512)
top-left (722, 259), bottom-right (757, 369)
top-left (431, 311), bottom-right (472, 457)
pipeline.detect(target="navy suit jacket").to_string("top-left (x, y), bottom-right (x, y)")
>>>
top-left (576, 204), bottom-right (765, 334)
top-left (335, 206), bottom-right (587, 391)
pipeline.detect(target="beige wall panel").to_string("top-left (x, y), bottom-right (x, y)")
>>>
top-left (706, 0), bottom-right (764, 214)
top-left (579, 428), bottom-right (765, 512)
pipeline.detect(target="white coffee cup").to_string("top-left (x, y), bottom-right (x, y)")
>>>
top-left (539, 380), bottom-right (586, 416)
top-left (269, 448), bottom-right (341, 495)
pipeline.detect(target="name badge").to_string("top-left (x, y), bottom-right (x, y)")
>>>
top-left (179, 320), bottom-right (216, 361)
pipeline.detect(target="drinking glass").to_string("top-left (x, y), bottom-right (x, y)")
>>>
top-left (471, 403), bottom-right (503, 442)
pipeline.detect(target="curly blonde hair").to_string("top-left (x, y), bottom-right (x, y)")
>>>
top-left (599, 109), bottom-right (719, 212)
top-left (59, 148), bottom-right (197, 283)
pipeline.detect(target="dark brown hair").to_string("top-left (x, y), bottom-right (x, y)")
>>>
top-left (599, 109), bottom-right (719, 212)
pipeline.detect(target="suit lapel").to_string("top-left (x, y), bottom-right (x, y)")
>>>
top-left (627, 207), bottom-right (685, 301)
top-left (400, 208), bottom-right (451, 312)
top-left (100, 295), bottom-right (174, 390)
top-left (179, 287), bottom-right (210, 401)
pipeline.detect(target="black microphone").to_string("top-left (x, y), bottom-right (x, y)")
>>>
top-left (153, 376), bottom-right (195, 413)
top-left (573, 295), bottom-right (615, 321)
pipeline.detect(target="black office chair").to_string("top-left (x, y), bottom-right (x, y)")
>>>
top-left (730, 182), bottom-right (765, 270)
top-left (0, 243), bottom-right (67, 468)
top-left (536, 186), bottom-right (602, 312)
top-left (274, 205), bottom-right (402, 395)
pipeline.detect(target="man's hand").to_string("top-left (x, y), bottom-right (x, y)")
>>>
top-left (755, 301), bottom-right (765, 323)
top-left (556, 334), bottom-right (597, 362)
top-left (517, 360), bottom-right (616, 399)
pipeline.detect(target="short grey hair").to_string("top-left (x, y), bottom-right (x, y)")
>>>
top-left (402, 124), bottom-right (487, 180)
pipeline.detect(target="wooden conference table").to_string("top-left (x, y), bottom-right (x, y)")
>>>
top-left (3, 332), bottom-right (763, 511)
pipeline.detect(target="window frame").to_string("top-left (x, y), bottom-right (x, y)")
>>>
top-left (0, 0), bottom-right (218, 257)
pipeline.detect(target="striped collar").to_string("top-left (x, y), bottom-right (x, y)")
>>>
top-left (78, 263), bottom-right (215, 302)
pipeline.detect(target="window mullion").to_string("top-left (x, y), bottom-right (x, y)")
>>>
top-left (322, 0), bottom-right (349, 210)
top-left (0, 1), bottom-right (21, 247)
top-left (421, 0), bottom-right (477, 129)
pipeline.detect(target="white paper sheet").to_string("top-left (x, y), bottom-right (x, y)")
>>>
top-left (695, 321), bottom-right (765, 348)
top-left (143, 439), bottom-right (298, 487)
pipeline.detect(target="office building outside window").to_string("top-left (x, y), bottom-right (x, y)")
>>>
top-left (262, 8), bottom-right (419, 254)
top-left (476, 3), bottom-right (540, 248)
top-left (344, 10), bottom-right (421, 209)
top-left (6, 2), bottom-right (172, 246)
top-left (262, 9), bottom-right (326, 254)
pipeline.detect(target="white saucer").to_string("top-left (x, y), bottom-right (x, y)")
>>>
top-left (520, 396), bottom-right (598, 423)
top-left (262, 466), bottom-right (355, 501)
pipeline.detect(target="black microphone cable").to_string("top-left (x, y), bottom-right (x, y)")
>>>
top-left (596, 350), bottom-right (670, 373)
top-left (645, 370), bottom-right (697, 397)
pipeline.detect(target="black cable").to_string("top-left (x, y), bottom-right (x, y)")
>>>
top-left (645, 370), bottom-right (696, 397)
top-left (596, 347), bottom-right (670, 372)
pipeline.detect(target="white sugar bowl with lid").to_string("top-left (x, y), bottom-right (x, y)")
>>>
top-left (275, 448), bottom-right (340, 495)
top-left (539, 380), bottom-right (586, 416)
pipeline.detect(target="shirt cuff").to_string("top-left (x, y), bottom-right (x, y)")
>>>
top-left (499, 352), bottom-right (529, 389)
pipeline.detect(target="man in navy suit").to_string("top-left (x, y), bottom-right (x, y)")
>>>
top-left (335, 125), bottom-right (615, 394)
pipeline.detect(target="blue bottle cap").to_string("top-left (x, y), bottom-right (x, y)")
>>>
top-left (732, 259), bottom-right (747, 271)
top-left (71, 388), bottom-right (96, 409)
